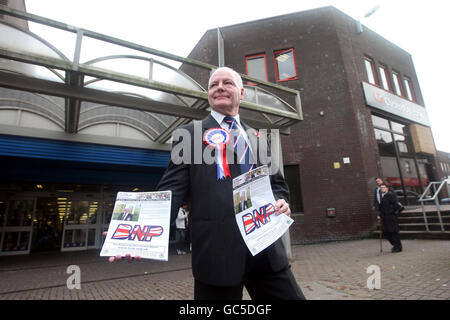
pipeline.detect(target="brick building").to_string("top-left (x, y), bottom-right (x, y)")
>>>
top-left (181, 6), bottom-right (444, 243)
top-left (437, 151), bottom-right (450, 179)
top-left (0, 3), bottom-right (445, 254)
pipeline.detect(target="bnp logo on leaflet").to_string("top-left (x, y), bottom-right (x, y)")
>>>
top-left (111, 224), bottom-right (163, 242)
top-left (242, 203), bottom-right (275, 235)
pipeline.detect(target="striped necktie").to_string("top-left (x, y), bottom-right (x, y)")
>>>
top-left (223, 116), bottom-right (254, 173)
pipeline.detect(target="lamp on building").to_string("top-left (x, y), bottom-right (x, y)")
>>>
top-left (356, 5), bottom-right (381, 34)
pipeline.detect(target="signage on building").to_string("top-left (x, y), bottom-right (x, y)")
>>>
top-left (362, 82), bottom-right (430, 126)
top-left (410, 123), bottom-right (437, 155)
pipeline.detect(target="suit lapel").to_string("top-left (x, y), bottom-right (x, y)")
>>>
top-left (202, 114), bottom-right (220, 130)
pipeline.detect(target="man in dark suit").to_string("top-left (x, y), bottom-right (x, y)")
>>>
top-left (373, 177), bottom-right (396, 211)
top-left (163, 67), bottom-right (305, 300)
top-left (377, 184), bottom-right (403, 253)
top-left (111, 67), bottom-right (305, 300)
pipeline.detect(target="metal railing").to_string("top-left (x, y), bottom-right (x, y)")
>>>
top-left (418, 180), bottom-right (448, 231)
top-left (0, 4), bottom-right (303, 131)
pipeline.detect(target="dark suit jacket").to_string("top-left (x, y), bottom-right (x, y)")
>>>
top-left (379, 191), bottom-right (400, 233)
top-left (374, 185), bottom-right (394, 211)
top-left (157, 114), bottom-right (290, 286)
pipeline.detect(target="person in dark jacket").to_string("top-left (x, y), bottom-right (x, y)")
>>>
top-left (377, 184), bottom-right (403, 253)
top-left (108, 67), bottom-right (305, 300)
top-left (373, 177), bottom-right (394, 211)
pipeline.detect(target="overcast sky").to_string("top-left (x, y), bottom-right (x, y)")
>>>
top-left (25, 0), bottom-right (450, 152)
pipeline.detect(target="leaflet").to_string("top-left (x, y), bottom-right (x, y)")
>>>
top-left (233, 165), bottom-right (293, 256)
top-left (100, 191), bottom-right (171, 261)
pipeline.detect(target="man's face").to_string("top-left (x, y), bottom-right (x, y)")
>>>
top-left (208, 69), bottom-right (244, 116)
top-left (380, 185), bottom-right (388, 193)
top-left (376, 178), bottom-right (383, 186)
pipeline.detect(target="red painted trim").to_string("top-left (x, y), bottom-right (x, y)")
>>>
top-left (245, 53), bottom-right (268, 85)
top-left (392, 70), bottom-right (405, 97)
top-left (378, 64), bottom-right (392, 92)
top-left (273, 48), bottom-right (299, 82)
top-left (403, 76), bottom-right (416, 102)
top-left (364, 56), bottom-right (379, 86)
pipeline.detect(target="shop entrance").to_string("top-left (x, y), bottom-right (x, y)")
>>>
top-left (32, 197), bottom-right (62, 252)
top-left (0, 198), bottom-right (34, 255)
top-left (0, 192), bottom-right (115, 255)
top-left (60, 196), bottom-right (102, 252)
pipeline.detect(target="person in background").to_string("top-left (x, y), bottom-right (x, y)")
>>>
top-left (175, 204), bottom-right (188, 255)
top-left (377, 183), bottom-right (403, 253)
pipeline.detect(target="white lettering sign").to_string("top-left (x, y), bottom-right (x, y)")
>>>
top-left (362, 82), bottom-right (430, 126)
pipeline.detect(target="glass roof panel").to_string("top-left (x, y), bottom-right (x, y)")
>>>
top-left (0, 23), bottom-right (64, 60)
top-left (79, 36), bottom-right (180, 69)
top-left (152, 63), bottom-right (203, 91)
top-left (28, 22), bottom-right (76, 60)
top-left (85, 79), bottom-right (168, 102)
top-left (85, 57), bottom-right (150, 79)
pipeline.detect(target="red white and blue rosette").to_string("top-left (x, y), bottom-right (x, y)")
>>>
top-left (203, 128), bottom-right (231, 180)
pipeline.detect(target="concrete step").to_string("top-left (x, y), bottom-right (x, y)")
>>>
top-left (373, 204), bottom-right (450, 239)
top-left (372, 230), bottom-right (450, 240)
top-left (398, 216), bottom-right (450, 224)
top-left (399, 212), bottom-right (450, 218)
top-left (398, 223), bottom-right (448, 232)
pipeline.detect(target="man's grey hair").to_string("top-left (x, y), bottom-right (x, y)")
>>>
top-left (208, 67), bottom-right (243, 89)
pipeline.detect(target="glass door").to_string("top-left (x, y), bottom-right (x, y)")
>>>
top-left (32, 197), bottom-right (63, 252)
top-left (100, 197), bottom-right (114, 248)
top-left (61, 197), bottom-right (100, 251)
top-left (0, 198), bottom-right (35, 256)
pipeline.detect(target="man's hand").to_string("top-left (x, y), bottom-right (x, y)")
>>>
top-left (275, 199), bottom-right (291, 217)
top-left (108, 254), bottom-right (141, 263)
top-left (102, 232), bottom-right (141, 263)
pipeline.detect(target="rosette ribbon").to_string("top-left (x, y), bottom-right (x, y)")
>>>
top-left (203, 128), bottom-right (231, 180)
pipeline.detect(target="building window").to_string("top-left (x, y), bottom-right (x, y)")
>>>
top-left (274, 48), bottom-right (298, 82)
top-left (283, 165), bottom-right (304, 213)
top-left (372, 114), bottom-right (390, 130)
top-left (245, 53), bottom-right (268, 84)
top-left (390, 121), bottom-right (406, 135)
top-left (394, 134), bottom-right (410, 154)
top-left (378, 65), bottom-right (391, 91)
top-left (372, 114), bottom-right (428, 205)
top-left (364, 57), bottom-right (378, 85)
top-left (374, 128), bottom-right (395, 156)
top-left (392, 71), bottom-right (403, 96)
top-left (403, 77), bottom-right (415, 101)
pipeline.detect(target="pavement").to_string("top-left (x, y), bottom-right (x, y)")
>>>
top-left (0, 238), bottom-right (449, 300)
